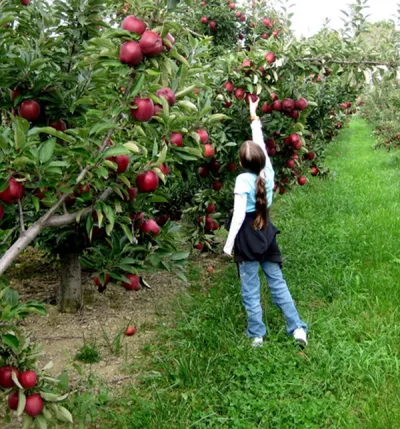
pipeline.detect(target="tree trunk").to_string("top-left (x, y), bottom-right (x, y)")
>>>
top-left (58, 251), bottom-right (82, 313)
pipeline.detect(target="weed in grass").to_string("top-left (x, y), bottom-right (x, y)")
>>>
top-left (75, 340), bottom-right (101, 364)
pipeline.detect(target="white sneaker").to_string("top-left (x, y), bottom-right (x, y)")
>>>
top-left (293, 328), bottom-right (308, 346)
top-left (251, 337), bottom-right (264, 348)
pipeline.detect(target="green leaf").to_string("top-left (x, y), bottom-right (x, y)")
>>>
top-left (57, 406), bottom-right (73, 424)
top-left (89, 122), bottom-right (116, 136)
top-left (103, 147), bottom-right (131, 157)
top-left (131, 74), bottom-right (145, 99)
top-left (13, 117), bottom-right (28, 151)
top-left (39, 139), bottom-right (56, 163)
top-left (22, 415), bottom-right (33, 429)
top-left (35, 415), bottom-right (48, 429)
top-left (4, 288), bottom-right (19, 306)
top-left (120, 224), bottom-right (133, 243)
top-left (2, 333), bottom-right (20, 349)
top-left (171, 251), bottom-right (190, 261)
top-left (17, 390), bottom-right (27, 417)
top-left (28, 127), bottom-right (74, 143)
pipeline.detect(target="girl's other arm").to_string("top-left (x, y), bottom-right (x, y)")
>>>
top-left (223, 193), bottom-right (247, 256)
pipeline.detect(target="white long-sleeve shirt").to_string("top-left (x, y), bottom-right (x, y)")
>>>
top-left (223, 119), bottom-right (275, 256)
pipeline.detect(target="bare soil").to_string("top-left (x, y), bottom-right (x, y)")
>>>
top-left (7, 248), bottom-right (189, 386)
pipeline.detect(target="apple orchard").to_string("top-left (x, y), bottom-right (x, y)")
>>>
top-left (0, 0), bottom-right (397, 426)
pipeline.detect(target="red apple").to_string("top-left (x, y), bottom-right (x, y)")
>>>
top-left (235, 11), bottom-right (241, 18)
top-left (159, 163), bottom-right (170, 176)
top-left (131, 97), bottom-right (154, 122)
top-left (240, 15), bottom-right (246, 22)
top-left (18, 100), bottom-right (40, 121)
top-left (112, 154), bottom-right (130, 173)
top-left (212, 180), bottom-right (222, 191)
top-left (261, 33), bottom-right (269, 39)
top-left (206, 203), bottom-right (216, 214)
top-left (132, 212), bottom-right (145, 229)
top-left (223, 101), bottom-right (232, 108)
top-left (298, 176), bottom-right (307, 186)
top-left (49, 119), bottom-right (67, 131)
top-left (0, 178), bottom-right (24, 204)
top-left (123, 187), bottom-right (137, 202)
top-left (224, 82), bottom-right (234, 93)
top-left (139, 31), bottom-right (163, 56)
top-left (141, 219), bottom-right (160, 236)
top-left (201, 16), bottom-right (208, 24)
top-left (136, 170), bottom-right (159, 192)
top-left (210, 159), bottom-right (220, 174)
top-left (306, 152), bottom-right (316, 160)
top-left (10, 89), bottom-right (21, 102)
top-left (209, 21), bottom-right (217, 31)
top-left (261, 103), bottom-right (273, 114)
top-left (163, 33), bottom-right (175, 51)
top-left (282, 98), bottom-right (295, 112)
top-left (265, 52), bottom-right (276, 64)
top-left (0, 367), bottom-right (19, 389)
top-left (229, 2), bottom-right (236, 9)
top-left (25, 394), bottom-right (44, 417)
top-left (272, 30), bottom-right (279, 38)
top-left (285, 159), bottom-right (295, 169)
top-left (290, 133), bottom-right (300, 145)
top-left (310, 167), bottom-right (319, 176)
top-left (125, 326), bottom-right (136, 336)
top-left (204, 144), bottom-right (215, 157)
top-left (198, 165), bottom-right (209, 178)
top-left (152, 104), bottom-right (162, 117)
top-left (200, 1), bottom-right (207, 6)
top-left (262, 17), bottom-right (272, 27)
top-left (272, 100), bottom-right (282, 111)
top-left (196, 129), bottom-right (209, 144)
top-left (121, 15), bottom-right (146, 34)
top-left (194, 243), bottom-right (204, 250)
top-left (242, 59), bottom-right (252, 69)
top-left (122, 274), bottom-right (141, 291)
top-left (170, 132), bottom-right (183, 147)
top-left (94, 273), bottom-right (110, 287)
top-left (291, 111), bottom-right (300, 120)
top-left (18, 371), bottom-right (37, 389)
top-left (293, 141), bottom-right (302, 151)
top-left (295, 97), bottom-right (308, 111)
top-left (0, 204), bottom-right (4, 221)
top-left (8, 391), bottom-right (19, 410)
top-left (119, 41), bottom-right (143, 66)
top-left (21, 0), bottom-right (30, 5)
top-left (234, 88), bottom-right (246, 100)
top-left (156, 87), bottom-right (176, 106)
top-left (270, 92), bottom-right (278, 101)
top-left (227, 162), bottom-right (237, 171)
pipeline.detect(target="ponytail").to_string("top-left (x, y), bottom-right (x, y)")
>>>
top-left (253, 172), bottom-right (268, 230)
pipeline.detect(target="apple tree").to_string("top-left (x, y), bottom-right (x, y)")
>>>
top-left (0, 0), bottom-right (223, 312)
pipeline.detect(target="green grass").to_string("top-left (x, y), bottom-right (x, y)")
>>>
top-left (93, 118), bottom-right (400, 428)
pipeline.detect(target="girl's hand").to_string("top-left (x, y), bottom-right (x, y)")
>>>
top-left (249, 96), bottom-right (259, 116)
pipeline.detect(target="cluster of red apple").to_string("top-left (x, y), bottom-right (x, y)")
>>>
top-left (196, 202), bottom-right (219, 237)
top-left (94, 272), bottom-right (142, 291)
top-left (0, 366), bottom-right (44, 418)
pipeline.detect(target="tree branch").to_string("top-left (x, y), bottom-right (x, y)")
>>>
top-left (47, 188), bottom-right (113, 227)
top-left (18, 200), bottom-right (25, 232)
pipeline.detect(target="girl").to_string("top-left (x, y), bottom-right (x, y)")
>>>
top-left (223, 97), bottom-right (307, 348)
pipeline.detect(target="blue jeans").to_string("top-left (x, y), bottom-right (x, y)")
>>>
top-left (239, 260), bottom-right (307, 338)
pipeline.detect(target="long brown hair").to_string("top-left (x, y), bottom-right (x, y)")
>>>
top-left (239, 141), bottom-right (268, 230)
